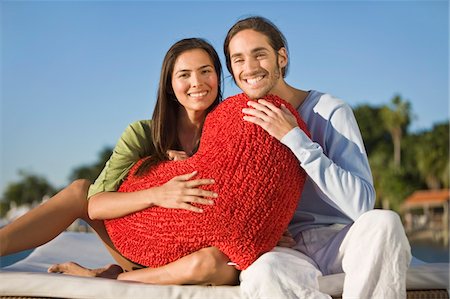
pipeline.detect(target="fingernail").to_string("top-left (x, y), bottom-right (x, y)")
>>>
top-left (208, 200), bottom-right (214, 204)
top-left (213, 193), bottom-right (218, 198)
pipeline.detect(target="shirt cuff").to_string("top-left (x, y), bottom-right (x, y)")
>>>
top-left (280, 126), bottom-right (320, 164)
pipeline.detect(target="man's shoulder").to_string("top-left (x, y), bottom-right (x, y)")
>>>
top-left (309, 90), bottom-right (350, 113)
top-left (311, 90), bottom-right (346, 106)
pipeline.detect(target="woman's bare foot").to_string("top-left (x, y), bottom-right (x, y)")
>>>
top-left (48, 262), bottom-right (123, 279)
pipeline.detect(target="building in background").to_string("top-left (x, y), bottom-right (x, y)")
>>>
top-left (402, 189), bottom-right (449, 247)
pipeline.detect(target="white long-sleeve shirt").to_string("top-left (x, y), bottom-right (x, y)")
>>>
top-left (281, 90), bottom-right (376, 235)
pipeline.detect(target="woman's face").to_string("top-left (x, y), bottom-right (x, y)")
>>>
top-left (171, 49), bottom-right (218, 117)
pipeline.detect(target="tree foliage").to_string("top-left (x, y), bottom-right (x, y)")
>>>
top-left (69, 146), bottom-right (113, 182)
top-left (1, 171), bottom-right (57, 209)
top-left (0, 147), bottom-right (113, 217)
top-left (413, 122), bottom-right (449, 189)
top-left (354, 94), bottom-right (446, 211)
top-left (353, 105), bottom-right (390, 156)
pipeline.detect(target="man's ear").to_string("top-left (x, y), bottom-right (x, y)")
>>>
top-left (277, 47), bottom-right (288, 68)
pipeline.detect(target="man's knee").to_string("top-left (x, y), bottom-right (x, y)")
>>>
top-left (358, 209), bottom-right (403, 231)
top-left (356, 210), bottom-right (410, 252)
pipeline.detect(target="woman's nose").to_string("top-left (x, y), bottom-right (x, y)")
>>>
top-left (190, 72), bottom-right (203, 87)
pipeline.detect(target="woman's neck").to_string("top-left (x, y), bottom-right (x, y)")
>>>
top-left (177, 110), bottom-right (204, 155)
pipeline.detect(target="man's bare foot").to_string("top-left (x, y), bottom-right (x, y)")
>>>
top-left (48, 262), bottom-right (123, 279)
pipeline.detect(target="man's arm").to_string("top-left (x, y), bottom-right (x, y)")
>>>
top-left (243, 99), bottom-right (375, 220)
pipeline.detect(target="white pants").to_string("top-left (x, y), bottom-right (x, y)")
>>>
top-left (240, 210), bottom-right (412, 299)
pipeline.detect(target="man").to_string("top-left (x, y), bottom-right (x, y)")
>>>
top-left (224, 16), bottom-right (412, 299)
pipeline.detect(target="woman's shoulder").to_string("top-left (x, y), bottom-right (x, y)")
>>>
top-left (127, 119), bottom-right (152, 132)
top-left (121, 120), bottom-right (152, 140)
top-left (112, 119), bottom-right (154, 157)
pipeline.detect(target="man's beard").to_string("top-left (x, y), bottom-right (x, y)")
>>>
top-left (240, 64), bottom-right (282, 100)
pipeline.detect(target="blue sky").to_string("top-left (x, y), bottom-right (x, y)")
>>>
top-left (1, 0), bottom-right (448, 194)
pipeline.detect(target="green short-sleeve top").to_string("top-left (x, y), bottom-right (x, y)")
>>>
top-left (87, 120), bottom-right (155, 199)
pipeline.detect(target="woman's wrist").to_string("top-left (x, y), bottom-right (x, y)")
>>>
top-left (141, 186), bottom-right (158, 208)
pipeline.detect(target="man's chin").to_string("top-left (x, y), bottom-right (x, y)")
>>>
top-left (241, 90), bottom-right (267, 100)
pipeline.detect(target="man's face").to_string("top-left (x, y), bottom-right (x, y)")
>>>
top-left (228, 29), bottom-right (287, 99)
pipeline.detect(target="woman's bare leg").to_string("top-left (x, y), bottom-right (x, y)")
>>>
top-left (0, 179), bottom-right (139, 271)
top-left (118, 247), bottom-right (239, 285)
top-left (0, 180), bottom-right (91, 256)
top-left (48, 262), bottom-right (124, 279)
top-left (50, 246), bottom-right (239, 285)
top-left (0, 179), bottom-right (238, 285)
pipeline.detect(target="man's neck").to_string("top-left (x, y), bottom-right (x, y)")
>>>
top-left (270, 81), bottom-right (309, 110)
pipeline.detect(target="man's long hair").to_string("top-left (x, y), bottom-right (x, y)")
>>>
top-left (223, 16), bottom-right (289, 78)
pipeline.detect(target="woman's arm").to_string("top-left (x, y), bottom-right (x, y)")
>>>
top-left (87, 120), bottom-right (154, 199)
top-left (88, 171), bottom-right (217, 220)
top-left (87, 121), bottom-right (217, 220)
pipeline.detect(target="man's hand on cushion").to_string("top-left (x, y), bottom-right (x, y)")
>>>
top-left (277, 230), bottom-right (296, 248)
top-left (152, 171), bottom-right (217, 213)
top-left (242, 99), bottom-right (297, 141)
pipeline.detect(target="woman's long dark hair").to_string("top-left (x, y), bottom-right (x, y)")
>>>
top-left (135, 38), bottom-right (223, 176)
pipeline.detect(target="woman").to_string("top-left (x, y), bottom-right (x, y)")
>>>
top-left (0, 38), bottom-right (239, 285)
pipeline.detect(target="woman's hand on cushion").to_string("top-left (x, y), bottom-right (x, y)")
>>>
top-left (167, 150), bottom-right (189, 161)
top-left (277, 230), bottom-right (296, 248)
top-left (152, 171), bottom-right (217, 213)
top-left (242, 99), bottom-right (297, 140)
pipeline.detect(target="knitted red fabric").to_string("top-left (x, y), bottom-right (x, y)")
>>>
top-left (104, 93), bottom-right (310, 270)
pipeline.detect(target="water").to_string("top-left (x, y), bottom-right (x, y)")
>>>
top-left (0, 249), bottom-right (34, 268)
top-left (410, 241), bottom-right (449, 263)
top-left (0, 243), bottom-right (447, 269)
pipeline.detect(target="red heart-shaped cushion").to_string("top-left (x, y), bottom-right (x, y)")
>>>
top-left (105, 93), bottom-right (309, 270)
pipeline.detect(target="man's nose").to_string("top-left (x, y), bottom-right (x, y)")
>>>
top-left (244, 57), bottom-right (260, 73)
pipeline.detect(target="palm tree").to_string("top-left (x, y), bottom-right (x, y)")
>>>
top-left (415, 122), bottom-right (449, 189)
top-left (380, 94), bottom-right (411, 168)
